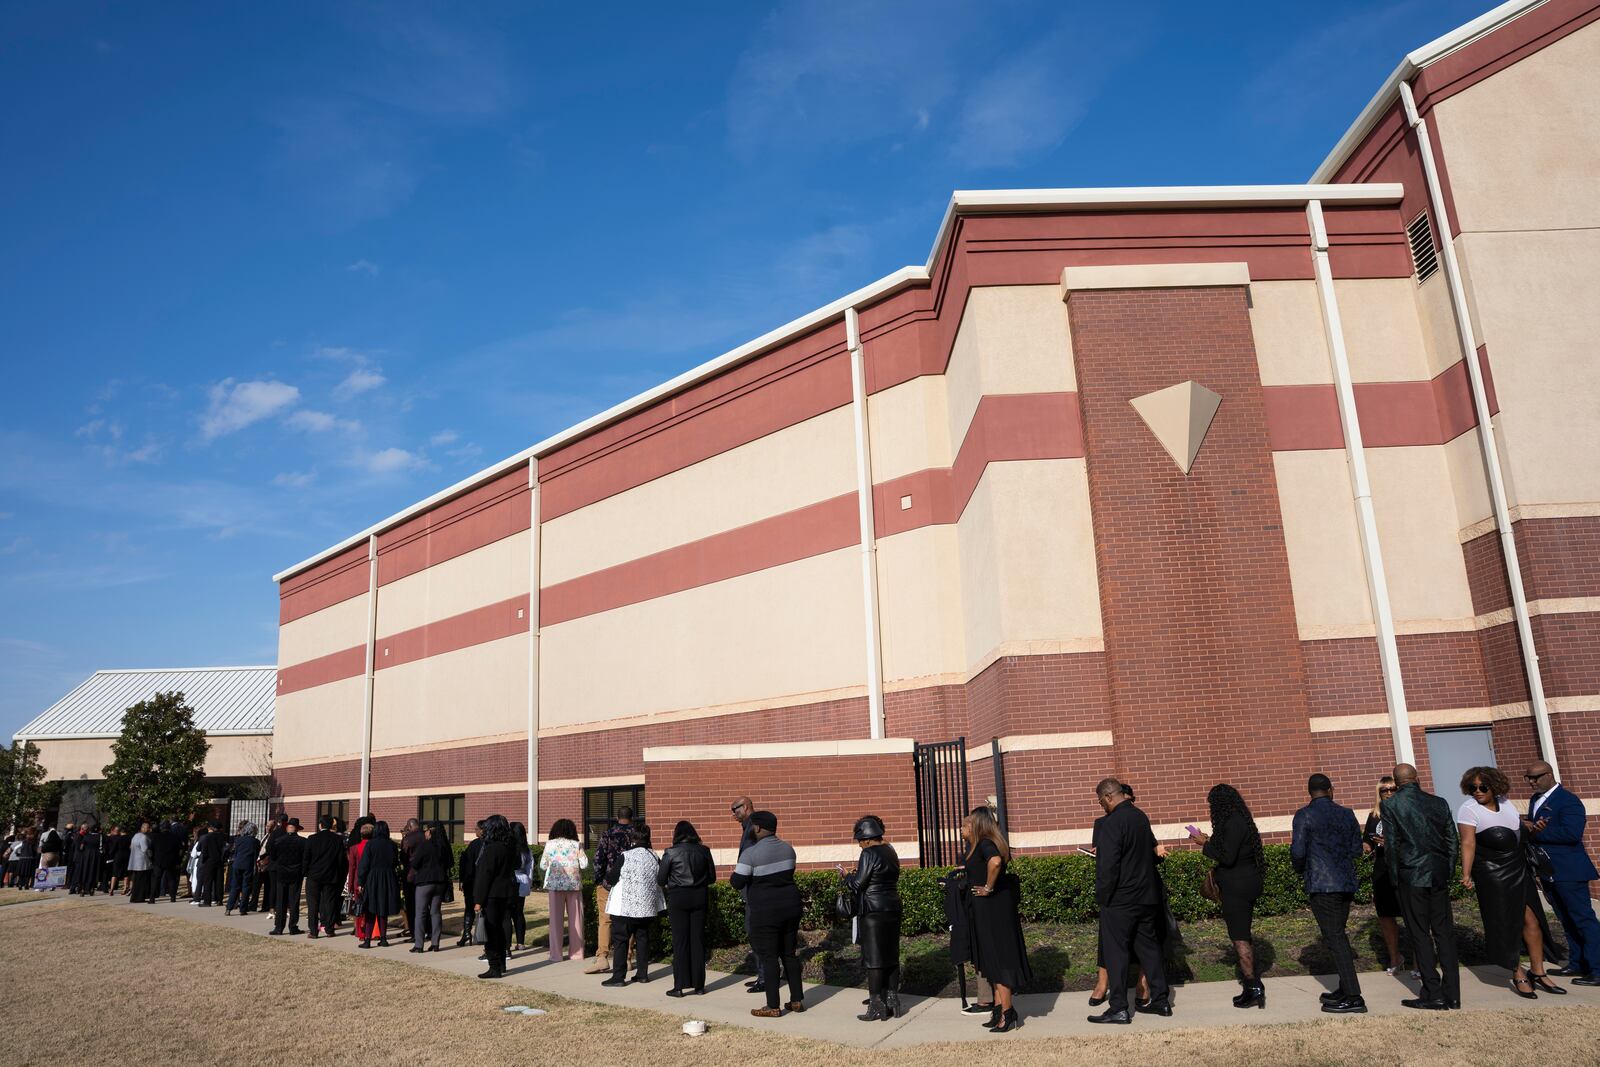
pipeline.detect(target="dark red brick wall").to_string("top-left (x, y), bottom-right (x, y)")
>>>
top-left (1465, 516), bottom-right (1600, 614)
top-left (1067, 284), bottom-right (1316, 823)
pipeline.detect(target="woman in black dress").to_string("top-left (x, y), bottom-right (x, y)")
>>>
top-left (1362, 775), bottom-right (1406, 973)
top-left (356, 820), bottom-right (402, 948)
top-left (962, 807), bottom-right (1031, 1033)
top-left (1189, 784), bottom-right (1266, 1008)
top-left (839, 815), bottom-right (902, 1021)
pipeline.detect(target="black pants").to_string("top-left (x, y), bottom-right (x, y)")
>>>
top-left (197, 860), bottom-right (220, 905)
top-left (459, 901), bottom-right (479, 944)
top-left (483, 896), bottom-right (510, 971)
top-left (613, 915), bottom-right (653, 981)
top-left (1310, 892), bottom-right (1361, 997)
top-left (253, 870), bottom-right (271, 912)
top-left (130, 869), bottom-right (151, 902)
top-left (667, 887), bottom-right (708, 992)
top-left (273, 874), bottom-right (304, 933)
top-left (1100, 904), bottom-right (1170, 1013)
top-left (305, 877), bottom-right (339, 933)
top-left (750, 913), bottom-right (803, 1010)
top-left (510, 895), bottom-right (528, 945)
top-left (1398, 884), bottom-right (1459, 1004)
top-left (401, 880), bottom-right (415, 932)
top-left (159, 867), bottom-right (179, 901)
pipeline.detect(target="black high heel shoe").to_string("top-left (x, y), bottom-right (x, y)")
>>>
top-left (1232, 981), bottom-right (1266, 1009)
top-left (984, 1004), bottom-right (1001, 1028)
top-left (1088, 992), bottom-right (1108, 1007)
top-left (1529, 972), bottom-right (1566, 995)
top-left (987, 1007), bottom-right (1020, 1033)
top-left (1510, 974), bottom-right (1538, 1000)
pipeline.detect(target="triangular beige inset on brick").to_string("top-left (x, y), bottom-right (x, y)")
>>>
top-left (1128, 380), bottom-right (1222, 475)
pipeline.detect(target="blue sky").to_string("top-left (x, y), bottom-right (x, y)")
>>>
top-left (0, 0), bottom-right (1493, 738)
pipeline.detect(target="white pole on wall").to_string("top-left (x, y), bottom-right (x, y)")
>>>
top-left (1399, 81), bottom-right (1559, 780)
top-left (846, 307), bottom-right (887, 741)
top-left (359, 533), bottom-right (378, 814)
top-left (526, 464), bottom-right (541, 835)
top-left (1307, 200), bottom-right (1414, 765)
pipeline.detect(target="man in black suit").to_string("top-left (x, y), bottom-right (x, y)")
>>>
top-left (1089, 777), bottom-right (1171, 1024)
top-left (267, 818), bottom-right (307, 935)
top-left (152, 820), bottom-right (184, 902)
top-left (303, 815), bottom-right (347, 939)
top-left (196, 821), bottom-right (227, 907)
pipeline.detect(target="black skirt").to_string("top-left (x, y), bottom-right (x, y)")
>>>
top-left (1370, 851), bottom-right (1402, 919)
top-left (1471, 825), bottom-right (1556, 970)
top-left (967, 880), bottom-right (1033, 991)
top-left (857, 910), bottom-right (902, 970)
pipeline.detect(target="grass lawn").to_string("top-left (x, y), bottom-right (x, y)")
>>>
top-left (2, 898), bottom-right (1598, 1067)
top-left (0, 887), bottom-right (49, 906)
top-left (706, 904), bottom-right (1568, 996)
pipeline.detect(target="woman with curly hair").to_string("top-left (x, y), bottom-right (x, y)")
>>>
top-left (1189, 784), bottom-right (1266, 1008)
top-left (1456, 765), bottom-right (1562, 997)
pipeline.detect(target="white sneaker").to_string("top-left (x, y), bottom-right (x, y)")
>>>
top-left (1384, 966), bottom-right (1397, 976)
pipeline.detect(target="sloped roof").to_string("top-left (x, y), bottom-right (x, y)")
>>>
top-left (14, 667), bottom-right (276, 740)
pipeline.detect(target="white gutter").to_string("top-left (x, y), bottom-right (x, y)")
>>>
top-left (1307, 200), bottom-right (1414, 764)
top-left (1310, 0), bottom-right (1547, 182)
top-left (845, 307), bottom-right (886, 741)
top-left (359, 533), bottom-right (378, 813)
top-left (525, 466), bottom-right (541, 833)
top-left (1398, 80), bottom-right (1559, 779)
top-left (275, 184), bottom-right (1403, 586)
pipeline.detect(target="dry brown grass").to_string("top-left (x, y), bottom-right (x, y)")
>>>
top-left (0, 888), bottom-right (49, 907)
top-left (3, 900), bottom-right (1598, 1067)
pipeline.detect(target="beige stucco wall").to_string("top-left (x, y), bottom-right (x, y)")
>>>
top-left (377, 528), bottom-right (529, 635)
top-left (1367, 445), bottom-right (1477, 629)
top-left (370, 633), bottom-right (529, 751)
top-left (540, 405), bottom-right (856, 586)
top-left (278, 593), bottom-right (369, 669)
top-left (1252, 280), bottom-right (1332, 386)
top-left (947, 285), bottom-right (1076, 450)
top-left (34, 733), bottom-right (272, 782)
top-left (869, 374), bottom-right (953, 482)
top-left (274, 675), bottom-right (366, 766)
top-left (956, 458), bottom-right (1102, 676)
top-left (875, 524), bottom-right (965, 685)
top-left (1431, 21), bottom-right (1600, 234)
top-left (1273, 450), bottom-right (1373, 639)
top-left (1335, 277), bottom-right (1434, 383)
top-left (1442, 426), bottom-right (1494, 536)
top-left (538, 546), bottom-right (866, 728)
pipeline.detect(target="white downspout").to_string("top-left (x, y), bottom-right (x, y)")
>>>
top-left (359, 533), bottom-right (378, 814)
top-left (1399, 80), bottom-right (1559, 779)
top-left (846, 307), bottom-right (886, 740)
top-left (526, 464), bottom-right (541, 834)
top-left (1307, 200), bottom-right (1414, 764)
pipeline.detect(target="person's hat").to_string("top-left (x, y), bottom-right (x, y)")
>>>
top-left (285, 818), bottom-right (301, 830)
top-left (852, 815), bottom-right (885, 841)
top-left (750, 810), bottom-right (778, 833)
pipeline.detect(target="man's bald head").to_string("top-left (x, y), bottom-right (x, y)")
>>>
top-left (1393, 763), bottom-right (1419, 786)
top-left (1527, 760), bottom-right (1552, 778)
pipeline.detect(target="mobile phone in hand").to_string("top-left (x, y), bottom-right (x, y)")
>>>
top-left (1076, 846), bottom-right (1095, 857)
top-left (1185, 825), bottom-right (1201, 838)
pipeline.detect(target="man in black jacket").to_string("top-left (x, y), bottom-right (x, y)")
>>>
top-left (303, 815), bottom-right (347, 938)
top-left (456, 820), bottom-right (486, 947)
top-left (268, 818), bottom-right (307, 935)
top-left (152, 820), bottom-right (184, 902)
top-left (196, 821), bottom-right (227, 907)
top-left (1089, 777), bottom-right (1171, 1024)
top-left (1381, 763), bottom-right (1460, 1010)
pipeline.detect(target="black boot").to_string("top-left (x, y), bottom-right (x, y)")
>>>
top-left (1233, 980), bottom-right (1266, 1009)
top-left (884, 988), bottom-right (900, 1019)
top-left (857, 996), bottom-right (888, 1022)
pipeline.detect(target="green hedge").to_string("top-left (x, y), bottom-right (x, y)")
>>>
top-left (571, 844), bottom-right (1466, 956)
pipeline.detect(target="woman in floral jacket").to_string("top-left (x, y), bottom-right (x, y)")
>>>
top-left (540, 819), bottom-right (588, 962)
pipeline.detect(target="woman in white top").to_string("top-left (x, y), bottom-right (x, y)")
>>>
top-left (602, 823), bottom-right (664, 986)
top-left (1457, 765), bottom-right (1562, 997)
top-left (540, 819), bottom-right (588, 963)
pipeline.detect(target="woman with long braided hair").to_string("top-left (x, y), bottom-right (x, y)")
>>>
top-left (1189, 784), bottom-right (1266, 1008)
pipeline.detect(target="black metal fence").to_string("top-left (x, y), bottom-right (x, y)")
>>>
top-left (912, 738), bottom-right (969, 868)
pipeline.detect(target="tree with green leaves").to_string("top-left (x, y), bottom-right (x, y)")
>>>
top-left (0, 740), bottom-right (52, 834)
top-left (98, 690), bottom-right (210, 828)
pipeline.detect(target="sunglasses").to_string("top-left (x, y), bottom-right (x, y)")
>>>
top-left (1470, 784), bottom-right (1492, 794)
top-left (1380, 787), bottom-right (1397, 795)
top-left (1524, 773), bottom-right (1548, 782)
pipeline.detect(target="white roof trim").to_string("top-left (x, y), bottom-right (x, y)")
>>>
top-left (17, 729), bottom-right (274, 741)
top-left (275, 182), bottom-right (1403, 584)
top-left (1310, 0), bottom-right (1549, 183)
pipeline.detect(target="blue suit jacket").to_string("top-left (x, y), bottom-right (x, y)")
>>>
top-left (1530, 784), bottom-right (1599, 883)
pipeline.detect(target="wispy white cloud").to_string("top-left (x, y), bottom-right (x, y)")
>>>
top-left (74, 417), bottom-right (162, 465)
top-left (346, 259), bottom-right (381, 276)
top-left (429, 430), bottom-right (459, 446)
top-left (284, 408), bottom-right (359, 434)
top-left (201, 379), bottom-right (301, 440)
top-left (333, 367), bottom-right (386, 399)
top-left (273, 471), bottom-right (316, 489)
top-left (361, 447), bottom-right (424, 475)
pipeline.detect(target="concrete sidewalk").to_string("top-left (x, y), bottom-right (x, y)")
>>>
top-left (88, 893), bottom-right (1600, 1048)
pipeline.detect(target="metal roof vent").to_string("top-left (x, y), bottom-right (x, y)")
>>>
top-left (1408, 210), bottom-right (1439, 283)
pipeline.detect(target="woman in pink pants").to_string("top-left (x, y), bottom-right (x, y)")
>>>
top-left (540, 819), bottom-right (588, 961)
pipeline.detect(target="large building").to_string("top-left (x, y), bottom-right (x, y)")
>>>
top-left (271, 0), bottom-right (1600, 865)
top-left (15, 667), bottom-right (276, 826)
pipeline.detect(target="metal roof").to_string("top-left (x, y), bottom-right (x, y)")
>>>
top-left (13, 667), bottom-right (276, 741)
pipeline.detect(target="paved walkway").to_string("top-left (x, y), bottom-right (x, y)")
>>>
top-left (49, 892), bottom-right (1600, 1047)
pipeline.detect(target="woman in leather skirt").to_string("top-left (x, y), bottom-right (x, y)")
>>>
top-left (840, 815), bottom-right (902, 1021)
top-left (1457, 766), bottom-right (1564, 998)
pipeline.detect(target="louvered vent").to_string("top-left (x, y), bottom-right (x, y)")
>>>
top-left (1408, 211), bottom-right (1439, 282)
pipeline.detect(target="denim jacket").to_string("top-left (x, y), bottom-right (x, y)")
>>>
top-left (1290, 795), bottom-right (1362, 894)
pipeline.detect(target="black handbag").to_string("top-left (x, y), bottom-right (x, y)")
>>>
top-left (835, 886), bottom-right (859, 919)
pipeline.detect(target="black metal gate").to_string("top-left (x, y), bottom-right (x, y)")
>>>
top-left (912, 738), bottom-right (970, 868)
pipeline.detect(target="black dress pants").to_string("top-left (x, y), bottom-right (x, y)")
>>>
top-left (612, 915), bottom-right (653, 981)
top-left (750, 913), bottom-right (803, 1010)
top-left (197, 860), bottom-right (220, 905)
top-left (159, 867), bottom-right (179, 901)
top-left (273, 874), bottom-right (304, 933)
top-left (1100, 904), bottom-right (1170, 1013)
top-left (130, 869), bottom-right (151, 903)
top-left (305, 878), bottom-right (339, 933)
top-left (1398, 884), bottom-right (1459, 1004)
top-left (667, 886), bottom-right (708, 992)
top-left (482, 896), bottom-right (510, 971)
top-left (1309, 892), bottom-right (1361, 997)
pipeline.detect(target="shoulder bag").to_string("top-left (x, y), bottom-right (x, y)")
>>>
top-left (1200, 868), bottom-right (1221, 903)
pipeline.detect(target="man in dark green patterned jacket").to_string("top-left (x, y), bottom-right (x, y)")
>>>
top-left (1379, 763), bottom-right (1460, 1010)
